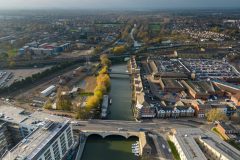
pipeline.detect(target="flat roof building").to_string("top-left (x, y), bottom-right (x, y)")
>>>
top-left (170, 128), bottom-right (240, 160)
top-left (3, 120), bottom-right (74, 160)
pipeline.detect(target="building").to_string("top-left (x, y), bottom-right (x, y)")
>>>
top-left (215, 122), bottom-right (239, 140)
top-left (0, 122), bottom-right (9, 158)
top-left (156, 105), bottom-right (194, 119)
top-left (152, 72), bottom-right (188, 80)
top-left (169, 128), bottom-right (240, 160)
top-left (181, 80), bottom-right (213, 99)
top-left (195, 103), bottom-right (212, 118)
top-left (0, 105), bottom-right (28, 143)
top-left (3, 120), bottom-right (74, 160)
top-left (0, 105), bottom-right (72, 151)
top-left (159, 79), bottom-right (185, 92)
top-left (139, 132), bottom-right (152, 156)
top-left (41, 85), bottom-right (57, 97)
top-left (231, 93), bottom-right (240, 106)
top-left (135, 93), bottom-right (156, 119)
top-left (130, 56), bottom-right (140, 74)
top-left (213, 80), bottom-right (240, 95)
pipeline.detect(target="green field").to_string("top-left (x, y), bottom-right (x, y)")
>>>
top-left (149, 23), bottom-right (161, 31)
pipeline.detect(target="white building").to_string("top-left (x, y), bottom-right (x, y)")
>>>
top-left (41, 85), bottom-right (56, 97)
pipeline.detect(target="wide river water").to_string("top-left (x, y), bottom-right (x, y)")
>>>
top-left (81, 64), bottom-right (137, 160)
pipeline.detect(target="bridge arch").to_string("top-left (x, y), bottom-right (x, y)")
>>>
top-left (82, 131), bottom-right (140, 139)
top-left (104, 134), bottom-right (128, 139)
top-left (87, 133), bottom-right (104, 139)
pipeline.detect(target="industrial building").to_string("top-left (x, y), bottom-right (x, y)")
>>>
top-left (41, 85), bottom-right (57, 97)
top-left (159, 79), bottom-right (185, 92)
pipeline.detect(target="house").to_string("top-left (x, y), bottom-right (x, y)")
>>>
top-left (156, 105), bottom-right (194, 119)
top-left (177, 106), bottom-right (195, 117)
top-left (171, 107), bottom-right (180, 118)
top-left (135, 93), bottom-right (156, 119)
top-left (157, 107), bottom-right (173, 118)
top-left (216, 122), bottom-right (239, 140)
top-left (196, 104), bottom-right (212, 118)
top-left (231, 93), bottom-right (240, 106)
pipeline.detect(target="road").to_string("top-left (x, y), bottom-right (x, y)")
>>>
top-left (73, 118), bottom-right (210, 132)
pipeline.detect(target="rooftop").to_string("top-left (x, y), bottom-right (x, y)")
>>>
top-left (4, 120), bottom-right (70, 160)
top-left (172, 128), bottom-right (240, 160)
top-left (0, 105), bottom-right (28, 124)
top-left (173, 128), bottom-right (207, 160)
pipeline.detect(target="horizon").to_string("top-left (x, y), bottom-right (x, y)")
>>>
top-left (0, 0), bottom-right (240, 10)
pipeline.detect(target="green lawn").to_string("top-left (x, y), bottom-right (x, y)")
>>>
top-left (149, 23), bottom-right (161, 31)
top-left (167, 140), bottom-right (180, 160)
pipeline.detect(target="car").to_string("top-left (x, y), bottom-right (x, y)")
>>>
top-left (138, 128), bottom-right (146, 131)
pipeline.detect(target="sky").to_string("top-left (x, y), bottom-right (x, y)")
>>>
top-left (0, 0), bottom-right (240, 10)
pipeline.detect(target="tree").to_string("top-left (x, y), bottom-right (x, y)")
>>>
top-left (44, 99), bottom-right (52, 109)
top-left (206, 109), bottom-right (228, 122)
top-left (8, 60), bottom-right (16, 68)
top-left (99, 66), bottom-right (108, 74)
top-left (100, 54), bottom-right (111, 66)
top-left (112, 45), bottom-right (126, 54)
top-left (56, 87), bottom-right (72, 111)
top-left (86, 96), bottom-right (100, 110)
top-left (75, 107), bottom-right (89, 119)
top-left (231, 112), bottom-right (240, 123)
top-left (93, 45), bottom-right (101, 54)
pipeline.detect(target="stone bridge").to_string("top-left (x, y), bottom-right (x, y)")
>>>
top-left (81, 130), bottom-right (140, 139)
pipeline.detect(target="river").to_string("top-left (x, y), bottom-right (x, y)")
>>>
top-left (81, 64), bottom-right (137, 160)
top-left (81, 135), bottom-right (138, 160)
top-left (108, 64), bottom-right (133, 120)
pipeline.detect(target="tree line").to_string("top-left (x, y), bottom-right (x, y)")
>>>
top-left (0, 61), bottom-right (75, 94)
top-left (76, 54), bottom-right (111, 119)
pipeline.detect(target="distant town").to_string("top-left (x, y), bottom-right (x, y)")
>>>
top-left (0, 9), bottom-right (240, 160)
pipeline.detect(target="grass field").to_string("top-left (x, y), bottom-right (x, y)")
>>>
top-left (149, 23), bottom-right (161, 31)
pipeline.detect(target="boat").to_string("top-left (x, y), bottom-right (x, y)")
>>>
top-left (132, 146), bottom-right (139, 150)
top-left (134, 153), bottom-right (139, 157)
top-left (132, 150), bottom-right (139, 153)
top-left (109, 98), bottom-right (112, 105)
